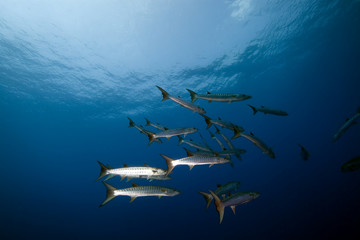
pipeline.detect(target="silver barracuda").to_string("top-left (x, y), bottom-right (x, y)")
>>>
top-left (199, 114), bottom-right (244, 139)
top-left (298, 144), bottom-right (310, 161)
top-left (178, 136), bottom-right (214, 152)
top-left (236, 132), bottom-right (275, 159)
top-left (146, 127), bottom-right (198, 145)
top-left (96, 161), bottom-right (168, 182)
top-left (248, 104), bottom-right (288, 116)
top-left (144, 118), bottom-right (168, 131)
top-left (341, 156), bottom-right (360, 172)
top-left (198, 181), bottom-right (241, 210)
top-left (99, 182), bottom-right (180, 207)
top-left (210, 190), bottom-right (260, 224)
top-left (161, 149), bottom-right (231, 176)
top-left (156, 86), bottom-right (206, 113)
top-left (187, 89), bottom-right (251, 103)
top-left (333, 107), bottom-right (360, 142)
top-left (127, 117), bottom-right (162, 144)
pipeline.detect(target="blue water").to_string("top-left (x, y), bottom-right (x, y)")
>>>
top-left (1, 0), bottom-right (360, 239)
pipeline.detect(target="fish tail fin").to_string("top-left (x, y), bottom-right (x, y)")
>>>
top-left (186, 89), bottom-right (198, 103)
top-left (200, 114), bottom-right (212, 129)
top-left (248, 104), bottom-right (257, 115)
top-left (144, 118), bottom-right (151, 126)
top-left (145, 131), bottom-right (156, 146)
top-left (161, 154), bottom-right (175, 176)
top-left (96, 161), bottom-right (108, 181)
top-left (214, 126), bottom-right (221, 134)
top-left (99, 181), bottom-right (117, 207)
top-left (156, 86), bottom-right (170, 101)
top-left (232, 124), bottom-right (241, 139)
top-left (127, 117), bottom-right (135, 127)
top-left (198, 191), bottom-right (213, 210)
top-left (177, 136), bottom-right (184, 145)
top-left (209, 190), bottom-right (225, 224)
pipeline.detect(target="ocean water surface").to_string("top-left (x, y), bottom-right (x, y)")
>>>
top-left (1, 0), bottom-right (360, 239)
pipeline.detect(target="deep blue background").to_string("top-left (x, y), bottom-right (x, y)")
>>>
top-left (1, 1), bottom-right (360, 239)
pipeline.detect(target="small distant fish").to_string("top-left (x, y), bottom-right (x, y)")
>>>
top-left (298, 144), bottom-right (310, 161)
top-left (198, 181), bottom-right (241, 210)
top-left (96, 161), bottom-right (168, 182)
top-left (210, 190), bottom-right (260, 224)
top-left (186, 89), bottom-right (251, 103)
top-left (333, 107), bottom-right (360, 142)
top-left (99, 182), bottom-right (180, 207)
top-left (199, 114), bottom-right (244, 139)
top-left (127, 117), bottom-right (162, 144)
top-left (341, 156), bottom-right (360, 172)
top-left (248, 105), bottom-right (288, 116)
top-left (144, 118), bottom-right (168, 131)
top-left (156, 86), bottom-right (206, 113)
top-left (161, 149), bottom-right (231, 176)
top-left (146, 127), bottom-right (198, 145)
top-left (236, 132), bottom-right (275, 159)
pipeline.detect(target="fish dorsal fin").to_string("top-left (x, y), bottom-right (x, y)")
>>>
top-left (183, 148), bottom-right (194, 157)
top-left (207, 91), bottom-right (211, 94)
top-left (144, 163), bottom-right (149, 167)
top-left (123, 164), bottom-right (128, 167)
top-left (217, 184), bottom-right (222, 188)
top-left (250, 132), bottom-right (254, 136)
top-left (132, 183), bottom-right (138, 187)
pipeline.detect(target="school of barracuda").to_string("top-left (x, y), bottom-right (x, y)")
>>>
top-left (96, 86), bottom-right (359, 224)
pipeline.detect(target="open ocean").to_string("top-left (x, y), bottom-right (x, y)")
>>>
top-left (1, 1), bottom-right (360, 239)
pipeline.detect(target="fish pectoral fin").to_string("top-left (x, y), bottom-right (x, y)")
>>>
top-left (130, 197), bottom-right (137, 203)
top-left (189, 165), bottom-right (194, 170)
top-left (230, 206), bottom-right (236, 215)
top-left (167, 137), bottom-right (170, 141)
top-left (158, 196), bottom-right (162, 199)
top-left (208, 100), bottom-right (212, 103)
top-left (209, 164), bottom-right (214, 168)
top-left (120, 176), bottom-right (126, 181)
top-left (126, 177), bottom-right (133, 182)
top-left (161, 189), bottom-right (168, 193)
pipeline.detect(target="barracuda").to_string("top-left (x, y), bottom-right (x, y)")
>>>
top-left (161, 149), bottom-right (231, 175)
top-left (177, 136), bottom-right (214, 152)
top-left (187, 89), bottom-right (252, 103)
top-left (198, 181), bottom-right (241, 210)
top-left (333, 107), bottom-right (360, 142)
top-left (99, 182), bottom-right (180, 207)
top-left (214, 126), bottom-right (242, 161)
top-left (146, 127), bottom-right (198, 145)
top-left (96, 161), bottom-right (168, 182)
top-left (236, 132), bottom-right (275, 159)
top-left (210, 190), bottom-right (260, 224)
top-left (144, 118), bottom-right (168, 131)
top-left (156, 85), bottom-right (206, 114)
top-left (127, 117), bottom-right (162, 144)
top-left (248, 104), bottom-right (288, 116)
top-left (199, 114), bottom-right (244, 138)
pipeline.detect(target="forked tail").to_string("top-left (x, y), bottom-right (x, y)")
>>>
top-left (248, 105), bottom-right (258, 115)
top-left (156, 86), bottom-right (170, 101)
top-left (186, 89), bottom-right (198, 103)
top-left (160, 154), bottom-right (175, 176)
top-left (127, 117), bottom-right (136, 127)
top-left (209, 190), bottom-right (225, 224)
top-left (199, 114), bottom-right (212, 129)
top-left (99, 182), bottom-right (118, 207)
top-left (198, 191), bottom-right (214, 210)
top-left (96, 161), bottom-right (108, 181)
